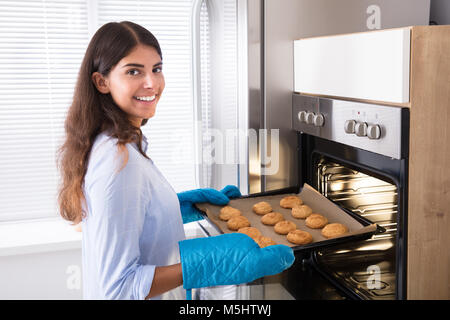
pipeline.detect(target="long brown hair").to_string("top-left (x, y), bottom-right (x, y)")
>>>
top-left (57, 21), bottom-right (162, 224)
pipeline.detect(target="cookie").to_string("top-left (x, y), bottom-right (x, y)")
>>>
top-left (227, 216), bottom-right (250, 231)
top-left (219, 206), bottom-right (242, 221)
top-left (280, 195), bottom-right (303, 209)
top-left (274, 220), bottom-right (297, 235)
top-left (255, 236), bottom-right (277, 248)
top-left (237, 227), bottom-right (262, 240)
top-left (261, 212), bottom-right (284, 225)
top-left (252, 201), bottom-right (273, 215)
top-left (287, 229), bottom-right (313, 245)
top-left (291, 205), bottom-right (312, 219)
top-left (305, 213), bottom-right (328, 229)
top-left (321, 223), bottom-right (348, 239)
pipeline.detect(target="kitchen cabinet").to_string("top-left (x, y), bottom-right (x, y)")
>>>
top-left (294, 28), bottom-right (411, 104)
top-left (407, 25), bottom-right (450, 300)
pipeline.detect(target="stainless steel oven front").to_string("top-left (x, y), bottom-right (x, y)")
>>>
top-left (284, 93), bottom-right (410, 300)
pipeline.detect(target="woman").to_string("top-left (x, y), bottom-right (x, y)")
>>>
top-left (57, 21), bottom-right (294, 300)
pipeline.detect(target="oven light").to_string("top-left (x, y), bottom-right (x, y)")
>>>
top-left (334, 249), bottom-right (351, 254)
top-left (355, 241), bottom-right (393, 251)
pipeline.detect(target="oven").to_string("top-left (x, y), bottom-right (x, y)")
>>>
top-left (194, 92), bottom-right (410, 300)
top-left (279, 93), bottom-right (410, 300)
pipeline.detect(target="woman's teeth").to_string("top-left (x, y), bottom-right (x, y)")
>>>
top-left (135, 95), bottom-right (156, 101)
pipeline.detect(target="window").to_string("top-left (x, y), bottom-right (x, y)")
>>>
top-left (0, 0), bottom-right (89, 221)
top-left (0, 0), bottom-right (243, 222)
top-left (1, 0), bottom-right (236, 222)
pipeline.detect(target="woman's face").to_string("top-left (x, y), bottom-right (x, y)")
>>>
top-left (92, 44), bottom-right (165, 127)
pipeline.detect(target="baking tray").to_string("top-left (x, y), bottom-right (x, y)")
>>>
top-left (195, 183), bottom-right (381, 252)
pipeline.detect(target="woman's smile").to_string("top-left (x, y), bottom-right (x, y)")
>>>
top-left (134, 95), bottom-right (156, 102)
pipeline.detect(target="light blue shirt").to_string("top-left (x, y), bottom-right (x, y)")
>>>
top-left (81, 131), bottom-right (186, 300)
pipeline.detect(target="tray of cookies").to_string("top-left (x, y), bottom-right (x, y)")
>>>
top-left (194, 183), bottom-right (379, 252)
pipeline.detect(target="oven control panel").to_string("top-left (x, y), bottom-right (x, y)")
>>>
top-left (344, 120), bottom-right (381, 139)
top-left (298, 111), bottom-right (325, 127)
top-left (292, 93), bottom-right (408, 159)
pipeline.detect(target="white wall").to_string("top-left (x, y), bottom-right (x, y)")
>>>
top-left (0, 248), bottom-right (82, 299)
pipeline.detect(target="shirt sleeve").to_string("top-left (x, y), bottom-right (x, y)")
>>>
top-left (84, 148), bottom-right (155, 300)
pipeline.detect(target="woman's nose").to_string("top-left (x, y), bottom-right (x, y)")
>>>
top-left (143, 74), bottom-right (155, 88)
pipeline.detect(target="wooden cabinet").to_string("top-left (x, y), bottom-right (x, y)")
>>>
top-left (294, 26), bottom-right (450, 299)
top-left (408, 25), bottom-right (450, 300)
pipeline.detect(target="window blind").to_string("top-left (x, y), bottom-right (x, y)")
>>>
top-left (0, 0), bottom-right (241, 222)
top-left (0, 0), bottom-right (89, 221)
top-left (0, 0), bottom-right (199, 222)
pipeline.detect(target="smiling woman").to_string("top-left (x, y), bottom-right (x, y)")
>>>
top-left (57, 21), bottom-right (162, 225)
top-left (57, 21), bottom-right (188, 300)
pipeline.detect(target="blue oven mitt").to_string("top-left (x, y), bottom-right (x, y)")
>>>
top-left (177, 185), bottom-right (242, 224)
top-left (179, 233), bottom-right (295, 298)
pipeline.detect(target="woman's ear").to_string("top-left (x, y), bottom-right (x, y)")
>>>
top-left (91, 72), bottom-right (110, 94)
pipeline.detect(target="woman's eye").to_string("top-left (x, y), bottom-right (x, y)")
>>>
top-left (127, 69), bottom-right (140, 76)
top-left (153, 67), bottom-right (162, 73)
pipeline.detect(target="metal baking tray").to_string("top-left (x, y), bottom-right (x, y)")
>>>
top-left (195, 183), bottom-right (382, 253)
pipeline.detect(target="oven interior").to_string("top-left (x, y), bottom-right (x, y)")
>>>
top-left (311, 156), bottom-right (398, 300)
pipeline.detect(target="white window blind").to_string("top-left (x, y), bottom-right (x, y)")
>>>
top-left (0, 0), bottom-right (201, 222)
top-left (0, 0), bottom-right (89, 222)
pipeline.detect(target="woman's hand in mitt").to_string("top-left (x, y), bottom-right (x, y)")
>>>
top-left (177, 185), bottom-right (241, 224)
top-left (179, 233), bottom-right (295, 289)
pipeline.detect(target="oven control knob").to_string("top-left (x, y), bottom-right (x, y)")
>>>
top-left (298, 111), bottom-right (307, 123)
top-left (313, 113), bottom-right (325, 127)
top-left (306, 112), bottom-right (315, 125)
top-left (344, 120), bottom-right (356, 134)
top-left (367, 124), bottom-right (381, 140)
top-left (355, 122), bottom-right (368, 137)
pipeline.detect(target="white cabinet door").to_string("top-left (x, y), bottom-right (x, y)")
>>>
top-left (294, 28), bottom-right (410, 103)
